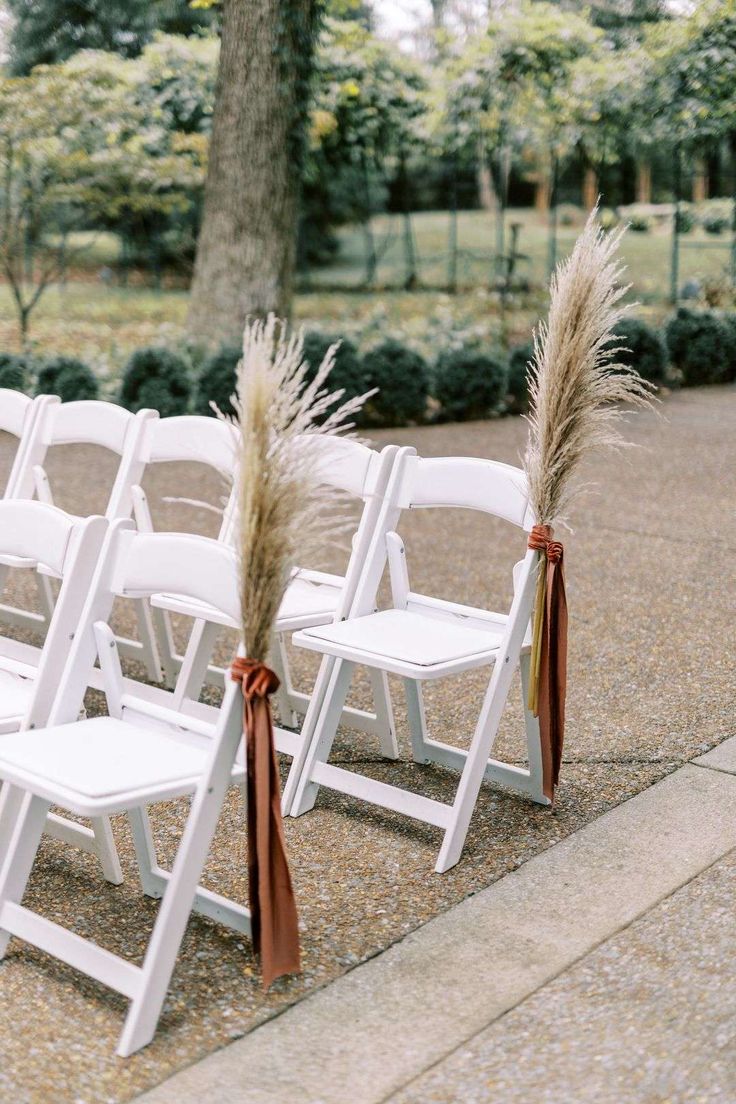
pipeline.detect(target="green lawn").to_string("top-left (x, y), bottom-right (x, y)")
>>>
top-left (1, 208), bottom-right (732, 380)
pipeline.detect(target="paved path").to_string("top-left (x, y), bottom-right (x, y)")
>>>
top-left (137, 738), bottom-right (736, 1104)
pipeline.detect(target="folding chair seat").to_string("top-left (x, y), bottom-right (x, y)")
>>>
top-left (286, 447), bottom-right (550, 872)
top-left (1, 398), bottom-right (160, 680)
top-left (0, 525), bottom-right (255, 1056)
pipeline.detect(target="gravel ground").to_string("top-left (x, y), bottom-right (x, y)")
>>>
top-left (390, 847), bottom-right (736, 1104)
top-left (0, 384), bottom-right (733, 1103)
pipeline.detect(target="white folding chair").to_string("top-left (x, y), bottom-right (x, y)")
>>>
top-left (0, 501), bottom-right (111, 874)
top-left (3, 398), bottom-right (161, 680)
top-left (0, 526), bottom-right (256, 1056)
top-left (0, 390), bottom-right (58, 500)
top-left (166, 437), bottom-right (401, 764)
top-left (130, 414), bottom-right (240, 689)
top-left (286, 447), bottom-right (550, 871)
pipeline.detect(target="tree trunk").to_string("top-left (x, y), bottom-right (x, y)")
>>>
top-left (534, 172), bottom-right (551, 215)
top-left (636, 160), bottom-right (652, 204)
top-left (477, 135), bottom-right (496, 211)
top-left (692, 157), bottom-right (709, 203)
top-left (187, 0), bottom-right (320, 345)
top-left (582, 166), bottom-right (598, 211)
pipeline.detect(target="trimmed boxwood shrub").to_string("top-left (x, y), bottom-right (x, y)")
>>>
top-left (120, 347), bottom-right (192, 416)
top-left (36, 356), bottom-right (98, 401)
top-left (507, 343), bottom-right (534, 414)
top-left (194, 344), bottom-right (240, 416)
top-left (301, 330), bottom-right (368, 416)
top-left (361, 339), bottom-right (429, 427)
top-left (0, 353), bottom-right (32, 392)
top-left (722, 313), bottom-right (736, 383)
top-left (434, 347), bottom-right (508, 422)
top-left (665, 308), bottom-right (731, 386)
top-left (609, 317), bottom-right (668, 385)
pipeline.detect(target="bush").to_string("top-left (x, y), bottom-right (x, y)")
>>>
top-left (507, 343), bottom-right (534, 414)
top-left (361, 339), bottom-right (429, 427)
top-left (194, 344), bottom-right (240, 416)
top-left (433, 347), bottom-right (507, 422)
top-left (629, 214), bottom-right (651, 233)
top-left (721, 313), bottom-right (736, 382)
top-left (301, 331), bottom-right (368, 419)
top-left (120, 346), bottom-right (192, 416)
top-left (36, 356), bottom-right (98, 401)
top-left (609, 317), bottom-right (668, 385)
top-left (665, 308), bottom-right (731, 386)
top-left (703, 213), bottom-right (730, 236)
top-left (0, 353), bottom-right (31, 392)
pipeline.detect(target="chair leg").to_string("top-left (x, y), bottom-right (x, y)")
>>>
top-left (128, 807), bottom-right (164, 898)
top-left (134, 598), bottom-right (163, 683)
top-left (0, 782), bottom-right (24, 872)
top-left (0, 792), bottom-right (50, 958)
top-left (288, 659), bottom-right (354, 818)
top-left (35, 573), bottom-right (55, 625)
top-left (435, 652), bottom-right (521, 874)
top-left (520, 651), bottom-right (546, 804)
top-left (150, 606), bottom-right (179, 689)
top-left (270, 636), bottom-right (299, 729)
top-left (89, 817), bottom-right (124, 884)
top-left (404, 678), bottom-right (431, 763)
top-left (369, 669), bottom-right (398, 759)
top-left (172, 618), bottom-right (221, 707)
top-left (117, 778), bottom-right (241, 1057)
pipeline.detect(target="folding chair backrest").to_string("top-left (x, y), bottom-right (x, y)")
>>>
top-left (135, 415), bottom-right (239, 541)
top-left (396, 454), bottom-right (535, 529)
top-left (306, 435), bottom-right (384, 499)
top-left (48, 523), bottom-right (241, 730)
top-left (11, 399), bottom-right (157, 518)
top-left (0, 391), bottom-right (58, 499)
top-left (0, 500), bottom-right (108, 729)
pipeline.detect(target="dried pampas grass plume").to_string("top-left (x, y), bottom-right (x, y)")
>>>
top-left (524, 206), bottom-right (655, 528)
top-left (228, 314), bottom-right (370, 662)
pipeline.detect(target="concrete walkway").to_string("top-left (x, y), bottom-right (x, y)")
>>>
top-left (136, 737), bottom-right (736, 1104)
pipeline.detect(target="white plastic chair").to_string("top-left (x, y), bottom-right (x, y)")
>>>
top-left (286, 446), bottom-right (550, 871)
top-left (164, 437), bottom-right (401, 763)
top-left (0, 500), bottom-right (111, 874)
top-left (0, 390), bottom-right (58, 500)
top-left (0, 525), bottom-right (256, 1056)
top-left (130, 414), bottom-right (240, 688)
top-left (3, 398), bottom-right (161, 680)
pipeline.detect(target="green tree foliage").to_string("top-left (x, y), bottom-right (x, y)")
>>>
top-left (6, 0), bottom-right (214, 75)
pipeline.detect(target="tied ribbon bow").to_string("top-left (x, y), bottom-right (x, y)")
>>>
top-left (231, 657), bottom-right (300, 989)
top-left (527, 524), bottom-right (568, 803)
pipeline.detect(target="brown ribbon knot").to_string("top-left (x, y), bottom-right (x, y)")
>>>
top-left (231, 657), bottom-right (301, 989)
top-left (527, 523), bottom-right (568, 803)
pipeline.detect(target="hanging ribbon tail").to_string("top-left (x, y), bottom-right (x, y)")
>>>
top-left (527, 525), bottom-right (568, 804)
top-left (231, 658), bottom-right (301, 990)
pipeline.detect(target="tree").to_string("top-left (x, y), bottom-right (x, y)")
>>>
top-left (6, 0), bottom-right (214, 75)
top-left (187, 0), bottom-right (324, 344)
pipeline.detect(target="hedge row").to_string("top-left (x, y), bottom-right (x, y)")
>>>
top-left (1, 308), bottom-right (733, 428)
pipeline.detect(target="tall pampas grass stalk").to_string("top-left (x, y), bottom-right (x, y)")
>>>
top-left (231, 314), bottom-right (371, 664)
top-left (522, 206), bottom-right (655, 793)
top-left (224, 313), bottom-right (371, 989)
top-left (524, 206), bottom-right (655, 530)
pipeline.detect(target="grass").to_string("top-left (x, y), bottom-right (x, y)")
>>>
top-left (1, 207), bottom-right (732, 380)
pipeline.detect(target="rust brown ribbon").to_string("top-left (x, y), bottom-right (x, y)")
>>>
top-left (230, 657), bottom-right (300, 989)
top-left (527, 524), bottom-right (568, 803)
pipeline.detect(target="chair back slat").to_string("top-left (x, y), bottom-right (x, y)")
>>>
top-left (0, 501), bottom-right (78, 575)
top-left (139, 416), bottom-right (238, 475)
top-left (0, 389), bottom-right (32, 438)
top-left (396, 455), bottom-right (533, 530)
top-left (40, 400), bottom-right (141, 454)
top-left (111, 530), bottom-right (240, 626)
top-left (305, 436), bottom-right (382, 499)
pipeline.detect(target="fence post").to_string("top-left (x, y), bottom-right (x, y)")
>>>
top-left (447, 156), bottom-right (458, 293)
top-left (670, 145), bottom-right (681, 306)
